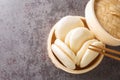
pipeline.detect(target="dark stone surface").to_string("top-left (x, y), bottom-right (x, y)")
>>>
top-left (0, 0), bottom-right (119, 80)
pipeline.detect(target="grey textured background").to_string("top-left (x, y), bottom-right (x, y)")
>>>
top-left (0, 0), bottom-right (119, 80)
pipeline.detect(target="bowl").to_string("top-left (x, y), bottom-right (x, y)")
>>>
top-left (85, 0), bottom-right (120, 46)
top-left (47, 17), bottom-right (104, 74)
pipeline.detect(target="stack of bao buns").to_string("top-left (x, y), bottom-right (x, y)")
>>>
top-left (48, 16), bottom-right (104, 74)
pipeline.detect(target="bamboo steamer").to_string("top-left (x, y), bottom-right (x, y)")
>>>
top-left (47, 17), bottom-right (104, 74)
top-left (85, 0), bottom-right (120, 46)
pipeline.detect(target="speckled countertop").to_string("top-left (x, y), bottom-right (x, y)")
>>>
top-left (0, 0), bottom-right (119, 80)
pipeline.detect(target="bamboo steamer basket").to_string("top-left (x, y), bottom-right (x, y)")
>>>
top-left (85, 0), bottom-right (120, 46)
top-left (47, 17), bottom-right (104, 74)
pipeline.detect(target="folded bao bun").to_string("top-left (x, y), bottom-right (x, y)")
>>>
top-left (65, 27), bottom-right (94, 53)
top-left (54, 16), bottom-right (85, 41)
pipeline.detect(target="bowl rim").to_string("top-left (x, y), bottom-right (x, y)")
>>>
top-left (47, 17), bottom-right (104, 74)
top-left (90, 0), bottom-right (120, 41)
